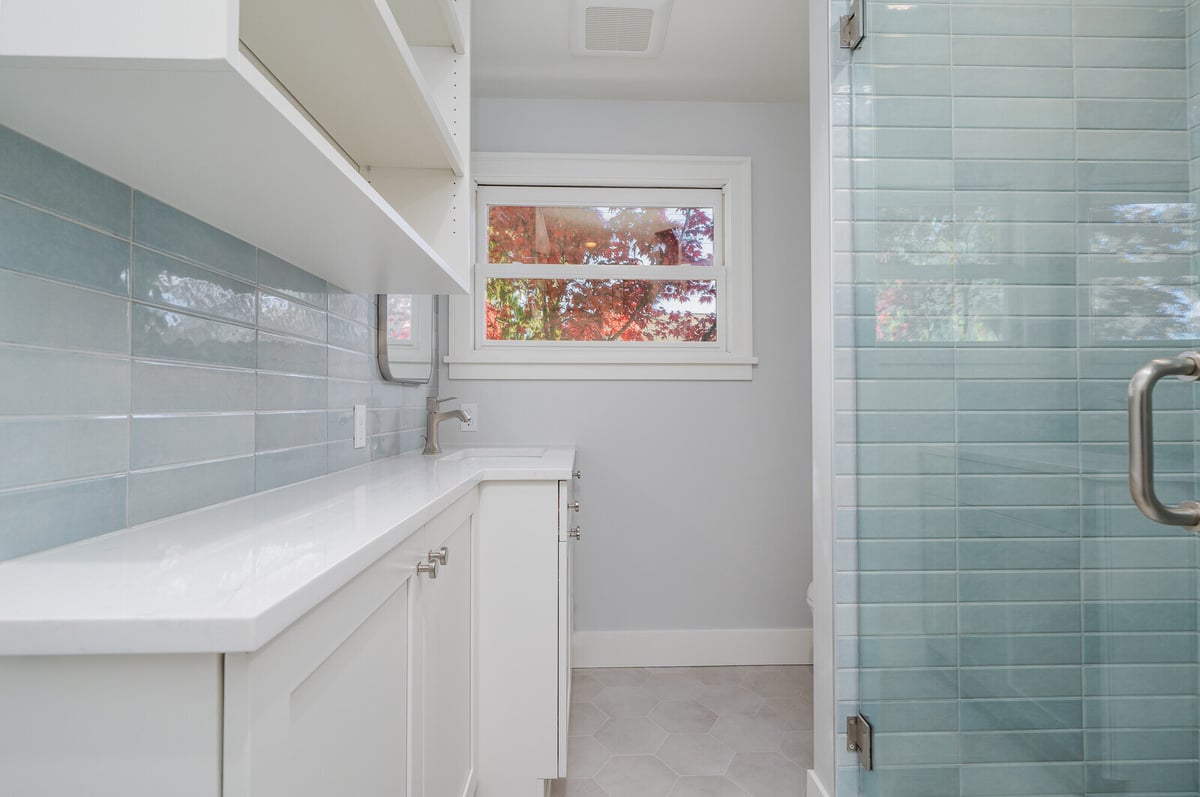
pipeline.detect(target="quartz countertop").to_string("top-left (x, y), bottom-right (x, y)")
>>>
top-left (0, 447), bottom-right (576, 656)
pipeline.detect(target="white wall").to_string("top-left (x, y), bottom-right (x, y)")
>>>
top-left (444, 97), bottom-right (811, 661)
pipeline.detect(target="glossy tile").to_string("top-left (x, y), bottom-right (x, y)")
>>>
top-left (257, 373), bottom-right (327, 411)
top-left (131, 246), bottom-right (256, 325)
top-left (0, 417), bottom-right (127, 490)
top-left (128, 457), bottom-right (255, 526)
top-left (0, 126), bottom-right (425, 558)
top-left (133, 192), bottom-right (256, 282)
top-left (258, 290), bottom-right (327, 343)
top-left (0, 476), bottom-right (127, 560)
top-left (0, 347), bottom-right (130, 416)
top-left (132, 303), bottom-right (256, 368)
top-left (132, 360), bottom-right (254, 414)
top-left (0, 269), bottom-right (128, 354)
top-left (255, 411), bottom-right (328, 452)
top-left (257, 331), bottom-right (327, 377)
top-left (258, 250), bottom-right (326, 308)
top-left (0, 197), bottom-right (129, 295)
top-left (0, 125), bottom-right (131, 236)
top-left (255, 443), bottom-right (328, 491)
top-left (130, 414), bottom-right (255, 470)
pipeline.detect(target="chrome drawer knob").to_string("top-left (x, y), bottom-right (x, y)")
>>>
top-left (416, 560), bottom-right (438, 579)
top-left (569, 527), bottom-right (581, 540)
top-left (428, 546), bottom-right (449, 566)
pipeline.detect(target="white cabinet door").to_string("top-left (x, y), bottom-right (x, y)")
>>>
top-left (413, 492), bottom-right (478, 797)
top-left (223, 533), bottom-right (424, 797)
top-left (557, 479), bottom-right (574, 777)
top-left (477, 473), bottom-right (574, 797)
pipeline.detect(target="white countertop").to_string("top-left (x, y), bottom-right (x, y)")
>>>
top-left (0, 447), bottom-right (576, 656)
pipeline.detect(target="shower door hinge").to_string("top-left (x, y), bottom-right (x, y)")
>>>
top-left (840, 0), bottom-right (865, 50)
top-left (846, 713), bottom-right (874, 770)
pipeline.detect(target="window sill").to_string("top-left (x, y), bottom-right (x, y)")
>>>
top-left (445, 355), bottom-right (758, 381)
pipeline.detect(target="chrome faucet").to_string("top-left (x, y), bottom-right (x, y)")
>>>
top-left (423, 396), bottom-right (470, 455)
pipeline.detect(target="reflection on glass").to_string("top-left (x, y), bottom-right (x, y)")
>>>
top-left (875, 281), bottom-right (1006, 343)
top-left (387, 294), bottom-right (413, 342)
top-left (488, 206), bottom-right (715, 265)
top-left (1089, 203), bottom-right (1195, 261)
top-left (1084, 203), bottom-right (1199, 342)
top-left (485, 278), bottom-right (716, 342)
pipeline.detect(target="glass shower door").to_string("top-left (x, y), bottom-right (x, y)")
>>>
top-left (832, 0), bottom-right (1200, 794)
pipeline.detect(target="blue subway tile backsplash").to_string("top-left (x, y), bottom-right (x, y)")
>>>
top-left (0, 125), bottom-right (431, 560)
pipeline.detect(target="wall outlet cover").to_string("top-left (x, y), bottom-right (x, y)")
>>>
top-left (353, 404), bottom-right (367, 449)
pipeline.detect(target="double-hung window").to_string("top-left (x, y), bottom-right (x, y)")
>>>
top-left (447, 154), bottom-right (756, 380)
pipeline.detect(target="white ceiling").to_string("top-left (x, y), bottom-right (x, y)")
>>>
top-left (471, 0), bottom-right (808, 103)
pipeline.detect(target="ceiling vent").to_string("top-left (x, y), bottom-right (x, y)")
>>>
top-left (569, 0), bottom-right (673, 58)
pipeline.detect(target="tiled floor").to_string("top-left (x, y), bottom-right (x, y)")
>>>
top-left (551, 665), bottom-right (813, 797)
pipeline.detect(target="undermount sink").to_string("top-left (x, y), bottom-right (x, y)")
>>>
top-left (439, 447), bottom-right (548, 461)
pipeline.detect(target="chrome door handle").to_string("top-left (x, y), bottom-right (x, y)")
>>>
top-left (417, 560), bottom-right (439, 579)
top-left (1129, 351), bottom-right (1200, 529)
top-left (428, 546), bottom-right (448, 566)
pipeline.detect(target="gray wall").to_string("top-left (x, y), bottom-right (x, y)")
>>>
top-left (0, 125), bottom-right (431, 560)
top-left (443, 98), bottom-right (812, 634)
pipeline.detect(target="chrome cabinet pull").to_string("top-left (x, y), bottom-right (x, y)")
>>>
top-left (417, 560), bottom-right (439, 579)
top-left (1129, 351), bottom-right (1200, 529)
top-left (567, 501), bottom-right (580, 512)
top-left (568, 527), bottom-right (581, 540)
top-left (428, 546), bottom-right (448, 566)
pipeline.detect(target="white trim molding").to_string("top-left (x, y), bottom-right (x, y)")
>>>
top-left (572, 628), bottom-right (812, 668)
top-left (809, 0), bottom-right (839, 794)
top-left (448, 152), bottom-right (757, 381)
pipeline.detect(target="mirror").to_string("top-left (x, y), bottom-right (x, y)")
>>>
top-left (377, 294), bottom-right (436, 384)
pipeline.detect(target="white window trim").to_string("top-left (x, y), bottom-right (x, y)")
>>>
top-left (447, 152), bottom-right (757, 381)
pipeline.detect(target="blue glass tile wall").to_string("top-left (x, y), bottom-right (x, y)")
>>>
top-left (831, 0), bottom-right (1200, 794)
top-left (0, 125), bottom-right (432, 560)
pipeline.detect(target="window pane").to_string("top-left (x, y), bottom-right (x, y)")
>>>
top-left (387, 294), bottom-right (413, 342)
top-left (486, 278), bottom-right (717, 342)
top-left (487, 206), bottom-right (715, 265)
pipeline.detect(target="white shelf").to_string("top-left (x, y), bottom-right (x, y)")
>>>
top-left (0, 0), bottom-right (470, 295)
top-left (240, 0), bottom-right (465, 175)
top-left (387, 0), bottom-right (467, 52)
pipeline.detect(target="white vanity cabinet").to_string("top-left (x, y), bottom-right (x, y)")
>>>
top-left (0, 450), bottom-right (577, 797)
top-left (0, 489), bottom-right (480, 797)
top-left (412, 496), bottom-right (478, 797)
top-left (224, 490), bottom-right (478, 797)
top-left (477, 474), bottom-right (579, 797)
top-left (222, 539), bottom-right (417, 797)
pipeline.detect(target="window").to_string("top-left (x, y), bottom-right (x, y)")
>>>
top-left (448, 154), bottom-right (756, 380)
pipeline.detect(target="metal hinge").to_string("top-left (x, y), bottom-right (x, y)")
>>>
top-left (846, 713), bottom-right (873, 770)
top-left (840, 0), bottom-right (865, 50)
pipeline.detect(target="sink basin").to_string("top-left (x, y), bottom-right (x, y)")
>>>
top-left (439, 447), bottom-right (548, 462)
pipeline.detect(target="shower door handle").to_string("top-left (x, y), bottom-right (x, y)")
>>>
top-left (1128, 351), bottom-right (1200, 529)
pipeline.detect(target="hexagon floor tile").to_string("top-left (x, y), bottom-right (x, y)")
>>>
top-left (551, 665), bottom-right (813, 797)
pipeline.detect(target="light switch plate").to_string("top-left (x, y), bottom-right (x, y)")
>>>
top-left (353, 404), bottom-right (367, 449)
top-left (461, 403), bottom-right (478, 432)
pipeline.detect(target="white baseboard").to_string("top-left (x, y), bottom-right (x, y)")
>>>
top-left (572, 628), bottom-right (813, 668)
top-left (807, 770), bottom-right (831, 797)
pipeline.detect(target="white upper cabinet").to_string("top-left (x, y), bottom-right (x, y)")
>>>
top-left (0, 0), bottom-right (470, 295)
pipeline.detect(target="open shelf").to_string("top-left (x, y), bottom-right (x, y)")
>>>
top-left (240, 0), bottom-right (466, 175)
top-left (0, 0), bottom-right (470, 294)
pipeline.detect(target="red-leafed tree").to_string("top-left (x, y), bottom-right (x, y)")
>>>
top-left (486, 205), bottom-right (716, 342)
